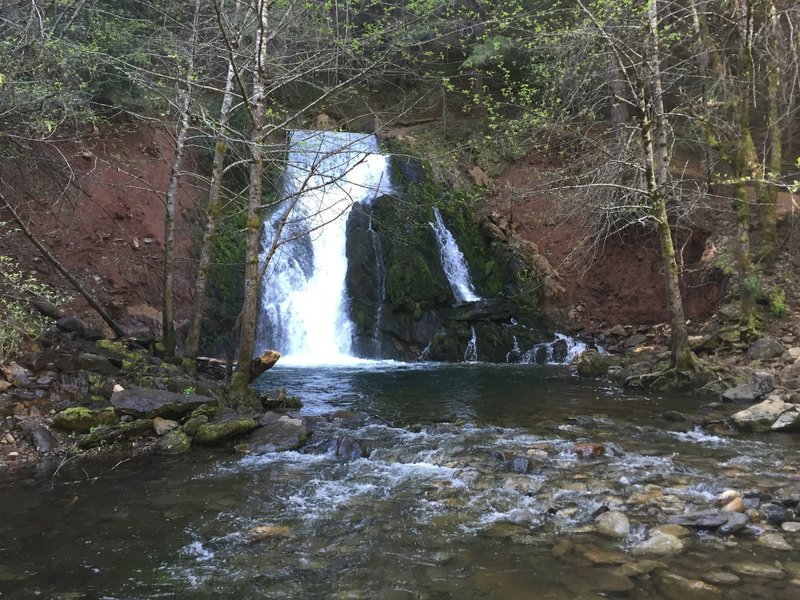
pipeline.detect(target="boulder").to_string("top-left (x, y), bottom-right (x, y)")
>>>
top-left (746, 337), bottom-right (785, 360)
top-left (16, 420), bottom-right (59, 453)
top-left (191, 416), bottom-right (259, 445)
top-left (625, 333), bottom-right (648, 348)
top-left (722, 371), bottom-right (774, 402)
top-left (247, 414), bottom-right (310, 453)
top-left (730, 398), bottom-right (798, 432)
top-left (111, 387), bottom-right (212, 418)
top-left (77, 353), bottom-right (119, 375)
top-left (576, 349), bottom-right (611, 377)
top-left (595, 510), bottom-right (630, 539)
top-left (52, 407), bottom-right (98, 433)
top-left (154, 429), bottom-right (191, 455)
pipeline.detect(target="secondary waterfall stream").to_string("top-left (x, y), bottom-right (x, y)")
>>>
top-left (256, 131), bottom-right (392, 363)
top-left (430, 207), bottom-right (481, 303)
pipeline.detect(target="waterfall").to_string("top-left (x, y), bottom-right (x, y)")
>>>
top-left (256, 130), bottom-right (392, 363)
top-left (464, 327), bottom-right (479, 362)
top-left (429, 207), bottom-right (481, 303)
top-left (521, 333), bottom-right (589, 365)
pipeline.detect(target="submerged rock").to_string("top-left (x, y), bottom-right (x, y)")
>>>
top-left (653, 571), bottom-right (722, 600)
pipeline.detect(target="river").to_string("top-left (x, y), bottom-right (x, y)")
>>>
top-left (1, 363), bottom-right (799, 598)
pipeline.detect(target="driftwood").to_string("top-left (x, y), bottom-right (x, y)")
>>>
top-left (198, 349), bottom-right (280, 382)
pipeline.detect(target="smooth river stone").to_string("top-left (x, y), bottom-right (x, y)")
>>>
top-left (595, 510), bottom-right (630, 539)
top-left (632, 532), bottom-right (685, 557)
top-left (781, 522), bottom-right (800, 533)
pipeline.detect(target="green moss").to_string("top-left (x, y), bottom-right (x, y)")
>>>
top-left (192, 417), bottom-right (259, 445)
top-left (53, 407), bottom-right (98, 433)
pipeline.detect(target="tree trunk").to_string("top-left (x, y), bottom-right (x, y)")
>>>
top-left (232, 0), bottom-right (269, 397)
top-left (735, 0), bottom-right (758, 333)
top-left (645, 0), bottom-right (699, 372)
top-left (162, 0), bottom-right (200, 357)
top-left (184, 19), bottom-right (241, 361)
top-left (757, 0), bottom-right (782, 261)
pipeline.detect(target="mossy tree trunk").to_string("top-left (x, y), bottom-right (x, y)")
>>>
top-left (734, 0), bottom-right (759, 334)
top-left (757, 0), bottom-right (782, 262)
top-left (642, 0), bottom-right (700, 373)
top-left (232, 0), bottom-right (269, 398)
top-left (184, 2), bottom-right (243, 361)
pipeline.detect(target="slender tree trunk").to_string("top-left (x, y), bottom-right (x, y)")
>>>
top-left (645, 0), bottom-right (699, 372)
top-left (162, 0), bottom-right (200, 357)
top-left (184, 6), bottom-right (242, 361)
top-left (757, 0), bottom-right (782, 261)
top-left (232, 0), bottom-right (269, 397)
top-left (735, 0), bottom-right (758, 333)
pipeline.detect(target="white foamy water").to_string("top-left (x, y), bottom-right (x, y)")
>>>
top-left (430, 207), bottom-right (481, 303)
top-left (257, 130), bottom-right (393, 362)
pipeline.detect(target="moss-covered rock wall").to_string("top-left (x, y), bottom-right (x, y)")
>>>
top-left (344, 143), bottom-right (550, 362)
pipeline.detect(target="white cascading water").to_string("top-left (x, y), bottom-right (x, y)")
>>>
top-left (429, 207), bottom-right (481, 303)
top-left (256, 130), bottom-right (393, 364)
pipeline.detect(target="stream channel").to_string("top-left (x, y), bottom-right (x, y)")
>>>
top-left (2, 362), bottom-right (800, 598)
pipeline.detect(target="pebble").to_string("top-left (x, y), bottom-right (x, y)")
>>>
top-left (721, 497), bottom-right (745, 513)
top-left (8, 452), bottom-right (18, 459)
top-left (653, 571), bottom-right (722, 599)
top-left (652, 524), bottom-right (691, 539)
top-left (2, 433), bottom-right (14, 444)
top-left (782, 522), bottom-right (800, 533)
top-left (582, 546), bottom-right (627, 565)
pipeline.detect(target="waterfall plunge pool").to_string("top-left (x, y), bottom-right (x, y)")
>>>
top-left (2, 363), bottom-right (800, 598)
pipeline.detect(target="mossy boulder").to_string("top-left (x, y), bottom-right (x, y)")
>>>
top-left (576, 350), bottom-right (612, 377)
top-left (52, 407), bottom-right (98, 433)
top-left (192, 416), bottom-right (260, 445)
top-left (155, 429), bottom-right (192, 455)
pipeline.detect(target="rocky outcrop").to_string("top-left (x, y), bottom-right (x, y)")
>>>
top-left (111, 387), bottom-right (212, 418)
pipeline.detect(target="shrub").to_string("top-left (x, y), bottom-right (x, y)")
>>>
top-left (0, 255), bottom-right (66, 362)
